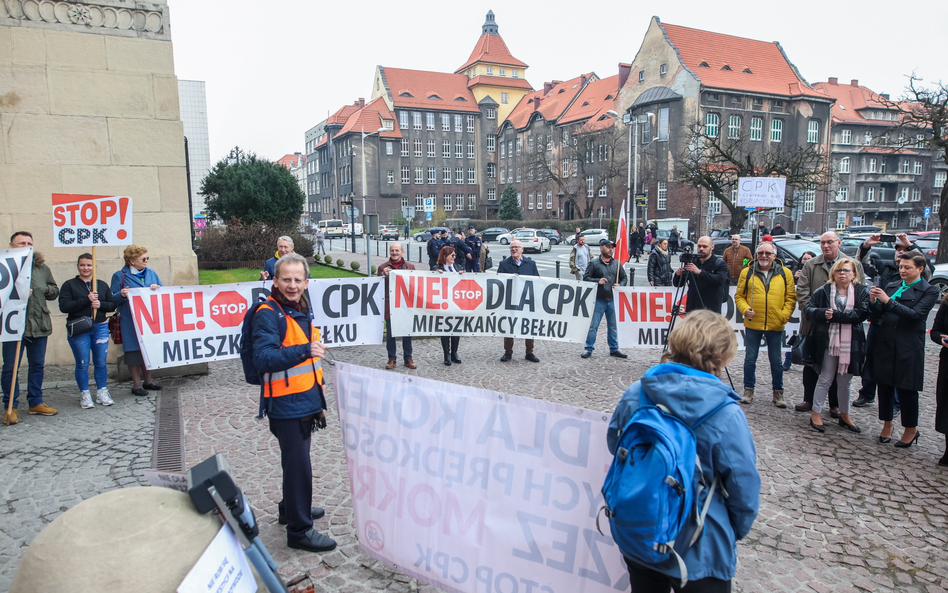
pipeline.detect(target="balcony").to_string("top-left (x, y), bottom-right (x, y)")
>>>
top-left (853, 173), bottom-right (915, 184)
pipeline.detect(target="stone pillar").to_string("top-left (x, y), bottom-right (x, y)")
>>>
top-left (1, 1), bottom-right (197, 366)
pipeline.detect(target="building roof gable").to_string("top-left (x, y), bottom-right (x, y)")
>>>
top-left (381, 67), bottom-right (481, 113)
top-left (456, 32), bottom-right (528, 73)
top-left (812, 79), bottom-right (901, 125)
top-left (503, 74), bottom-right (591, 131)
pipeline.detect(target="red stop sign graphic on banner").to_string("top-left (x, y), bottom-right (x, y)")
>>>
top-left (209, 291), bottom-right (248, 327)
top-left (452, 279), bottom-right (484, 310)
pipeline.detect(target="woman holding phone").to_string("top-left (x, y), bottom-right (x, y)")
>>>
top-left (929, 294), bottom-right (948, 466)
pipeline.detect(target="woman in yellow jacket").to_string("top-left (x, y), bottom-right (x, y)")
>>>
top-left (735, 243), bottom-right (797, 408)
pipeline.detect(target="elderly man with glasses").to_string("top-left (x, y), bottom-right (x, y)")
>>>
top-left (496, 240), bottom-right (540, 363)
top-left (735, 243), bottom-right (797, 407)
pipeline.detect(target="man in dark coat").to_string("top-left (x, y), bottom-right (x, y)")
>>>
top-left (427, 230), bottom-right (446, 270)
top-left (497, 240), bottom-right (540, 363)
top-left (377, 243), bottom-right (416, 369)
top-left (464, 226), bottom-right (482, 272)
top-left (770, 222), bottom-right (787, 236)
top-left (672, 236), bottom-right (730, 313)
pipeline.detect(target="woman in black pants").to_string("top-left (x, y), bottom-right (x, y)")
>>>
top-left (929, 294), bottom-right (948, 466)
top-left (434, 246), bottom-right (463, 366)
top-left (867, 252), bottom-right (938, 447)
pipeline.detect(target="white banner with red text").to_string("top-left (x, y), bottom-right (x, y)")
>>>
top-left (388, 271), bottom-right (597, 342)
top-left (52, 194), bottom-right (133, 247)
top-left (128, 277), bottom-right (384, 369)
top-left (615, 285), bottom-right (800, 349)
top-left (334, 362), bottom-right (628, 593)
top-left (0, 248), bottom-right (34, 343)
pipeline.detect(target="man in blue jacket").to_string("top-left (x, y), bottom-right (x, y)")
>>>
top-left (251, 253), bottom-right (335, 553)
top-left (427, 230), bottom-right (447, 270)
top-left (464, 226), bottom-right (482, 272)
top-left (497, 240), bottom-right (540, 363)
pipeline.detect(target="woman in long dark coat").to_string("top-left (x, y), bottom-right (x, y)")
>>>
top-left (929, 295), bottom-right (948, 466)
top-left (647, 238), bottom-right (674, 287)
top-left (867, 252), bottom-right (938, 448)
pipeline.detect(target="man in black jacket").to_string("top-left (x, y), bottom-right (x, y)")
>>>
top-left (582, 241), bottom-right (628, 359)
top-left (672, 236), bottom-right (730, 313)
top-left (497, 240), bottom-right (540, 363)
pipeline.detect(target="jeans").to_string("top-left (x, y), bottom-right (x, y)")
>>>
top-left (625, 558), bottom-right (731, 593)
top-left (66, 323), bottom-right (110, 391)
top-left (585, 299), bottom-right (618, 353)
top-left (385, 320), bottom-right (412, 361)
top-left (1, 336), bottom-right (48, 409)
top-left (743, 328), bottom-right (783, 390)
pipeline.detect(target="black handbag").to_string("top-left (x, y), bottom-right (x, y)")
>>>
top-left (790, 334), bottom-right (816, 366)
top-left (67, 316), bottom-right (95, 337)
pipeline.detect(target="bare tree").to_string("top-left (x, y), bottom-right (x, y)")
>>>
top-left (877, 75), bottom-right (948, 262)
top-left (677, 120), bottom-right (833, 234)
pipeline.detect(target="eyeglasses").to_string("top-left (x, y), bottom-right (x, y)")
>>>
top-left (140, 257), bottom-right (149, 262)
top-left (510, 246), bottom-right (522, 250)
top-left (757, 252), bottom-right (775, 256)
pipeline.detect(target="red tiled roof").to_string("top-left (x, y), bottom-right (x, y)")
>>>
top-left (503, 74), bottom-right (591, 130)
top-left (456, 32), bottom-right (528, 73)
top-left (336, 97), bottom-right (401, 139)
top-left (562, 75), bottom-right (620, 132)
top-left (660, 21), bottom-right (826, 99)
top-left (466, 75), bottom-right (533, 90)
top-left (327, 104), bottom-right (360, 125)
top-left (812, 79), bottom-right (901, 125)
top-left (858, 147), bottom-right (919, 155)
top-left (382, 67), bottom-right (481, 113)
top-left (276, 153), bottom-right (305, 169)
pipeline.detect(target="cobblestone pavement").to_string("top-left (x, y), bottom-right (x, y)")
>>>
top-left (180, 334), bottom-right (948, 593)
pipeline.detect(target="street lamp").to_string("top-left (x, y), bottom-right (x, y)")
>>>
top-left (356, 126), bottom-right (387, 268)
top-left (607, 109), bottom-right (654, 230)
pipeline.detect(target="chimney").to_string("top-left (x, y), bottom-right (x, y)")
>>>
top-left (828, 77), bottom-right (838, 85)
top-left (618, 63), bottom-right (632, 89)
top-left (358, 97), bottom-right (365, 108)
top-left (850, 80), bottom-right (858, 87)
top-left (544, 81), bottom-right (554, 94)
top-left (580, 74), bottom-right (587, 86)
top-left (880, 93), bottom-right (890, 100)
top-left (534, 97), bottom-right (541, 111)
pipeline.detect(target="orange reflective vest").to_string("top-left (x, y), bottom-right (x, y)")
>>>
top-left (258, 302), bottom-right (324, 398)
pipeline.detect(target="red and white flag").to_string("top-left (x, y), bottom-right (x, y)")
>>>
top-left (614, 198), bottom-right (629, 267)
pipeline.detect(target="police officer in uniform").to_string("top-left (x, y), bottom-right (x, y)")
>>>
top-left (449, 231), bottom-right (473, 268)
top-left (464, 226), bottom-right (482, 272)
top-left (251, 253), bottom-right (335, 553)
top-left (427, 230), bottom-right (446, 270)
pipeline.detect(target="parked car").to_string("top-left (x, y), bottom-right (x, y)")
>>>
top-left (378, 225), bottom-right (399, 240)
top-left (412, 227), bottom-right (451, 242)
top-left (514, 230), bottom-right (551, 253)
top-left (478, 227), bottom-right (510, 242)
top-left (931, 263), bottom-right (948, 301)
top-left (654, 228), bottom-right (694, 251)
top-left (542, 229), bottom-right (563, 246)
top-left (566, 229), bottom-right (610, 245)
top-left (843, 225), bottom-right (886, 234)
top-left (496, 228), bottom-right (531, 245)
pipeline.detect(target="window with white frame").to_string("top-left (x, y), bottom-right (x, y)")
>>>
top-left (516, 138), bottom-right (522, 155)
top-left (528, 138), bottom-right (534, 153)
top-left (916, 134), bottom-right (926, 147)
top-left (934, 200), bottom-right (940, 214)
top-left (657, 182), bottom-right (667, 210)
top-left (412, 112), bottom-right (421, 130)
top-left (936, 172), bottom-right (947, 188)
top-left (455, 167), bottom-right (463, 184)
top-left (508, 140), bottom-right (513, 156)
top-left (902, 160), bottom-right (911, 174)
top-left (771, 119), bottom-right (783, 142)
top-left (487, 135), bottom-right (495, 152)
top-left (516, 167), bottom-right (521, 182)
top-left (546, 135), bottom-right (553, 150)
top-left (866, 187), bottom-right (875, 202)
top-left (839, 157), bottom-right (850, 173)
top-left (807, 120), bottom-right (819, 143)
top-left (500, 167), bottom-right (505, 183)
top-left (467, 141), bottom-right (475, 158)
top-left (727, 115), bottom-right (741, 139)
top-left (705, 113), bottom-right (720, 138)
top-left (443, 167), bottom-right (452, 184)
top-left (399, 111), bottom-right (408, 129)
top-left (468, 194), bottom-right (476, 210)
top-left (454, 115), bottom-right (463, 132)
top-left (562, 158), bottom-right (570, 178)
top-left (486, 66), bottom-right (493, 75)
top-left (659, 108), bottom-right (669, 141)
top-left (500, 142), bottom-right (506, 159)
top-left (413, 139), bottom-right (422, 157)
top-left (586, 176), bottom-right (594, 198)
top-left (836, 187), bottom-right (848, 201)
top-left (467, 168), bottom-right (475, 184)
top-left (899, 187), bottom-right (909, 201)
top-left (914, 161), bottom-right (923, 175)
top-left (427, 140), bottom-right (435, 157)
top-left (864, 131), bottom-right (872, 145)
top-left (427, 167), bottom-right (436, 184)
top-left (868, 158), bottom-right (877, 173)
top-left (750, 117), bottom-right (763, 141)
top-left (708, 191), bottom-right (722, 214)
top-left (443, 194), bottom-right (452, 211)
top-left (456, 194), bottom-right (464, 210)
top-left (415, 194), bottom-right (423, 209)
top-left (487, 188), bottom-right (496, 201)
top-left (414, 167), bottom-right (424, 184)
top-left (487, 163), bottom-right (495, 179)
top-left (426, 113), bottom-right (434, 130)
top-left (879, 187), bottom-right (886, 201)
top-left (455, 141), bottom-right (463, 158)
top-left (443, 140), bottom-right (451, 158)
top-left (501, 92), bottom-right (509, 104)
top-left (386, 142), bottom-right (393, 156)
top-left (401, 196), bottom-right (409, 208)
top-left (598, 184), bottom-right (607, 197)
top-left (387, 170), bottom-right (394, 184)
top-left (401, 139), bottom-right (409, 156)
top-left (880, 159), bottom-right (888, 173)
top-left (466, 115), bottom-right (475, 132)
top-left (401, 166), bottom-right (410, 184)
top-left (442, 113), bottom-right (450, 131)
top-left (912, 188), bottom-right (921, 201)
top-left (500, 68), bottom-right (505, 76)
top-left (486, 108), bottom-right (496, 120)
top-left (803, 189), bottom-right (816, 212)
top-left (840, 129), bottom-right (851, 145)
top-left (528, 192), bottom-right (534, 209)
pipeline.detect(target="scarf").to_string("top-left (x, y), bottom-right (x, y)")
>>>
top-left (828, 284), bottom-right (855, 373)
top-left (270, 285), bottom-right (308, 314)
top-left (388, 258), bottom-right (407, 270)
top-left (654, 246), bottom-right (668, 257)
top-left (892, 277), bottom-right (921, 301)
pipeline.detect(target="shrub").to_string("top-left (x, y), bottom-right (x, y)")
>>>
top-left (350, 261), bottom-right (360, 271)
top-left (336, 258), bottom-right (345, 267)
top-left (195, 219), bottom-right (314, 262)
top-left (371, 265), bottom-right (377, 275)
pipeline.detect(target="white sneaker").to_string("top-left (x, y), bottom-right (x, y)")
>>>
top-left (79, 390), bottom-right (94, 409)
top-left (96, 387), bottom-right (114, 406)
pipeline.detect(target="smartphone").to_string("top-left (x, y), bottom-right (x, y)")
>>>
top-left (880, 233), bottom-right (896, 242)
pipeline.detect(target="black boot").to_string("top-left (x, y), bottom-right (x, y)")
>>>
top-left (450, 337), bottom-right (461, 364)
top-left (441, 336), bottom-right (452, 366)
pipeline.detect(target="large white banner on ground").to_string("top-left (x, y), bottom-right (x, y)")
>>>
top-left (0, 248), bottom-right (33, 343)
top-left (388, 271), bottom-right (597, 342)
top-left (129, 277), bottom-right (384, 369)
top-left (334, 362), bottom-right (628, 593)
top-left (615, 285), bottom-right (800, 349)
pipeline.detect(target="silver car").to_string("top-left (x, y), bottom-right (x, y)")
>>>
top-left (566, 229), bottom-right (610, 246)
top-left (514, 230), bottom-right (551, 253)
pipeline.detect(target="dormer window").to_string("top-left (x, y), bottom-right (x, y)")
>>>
top-left (399, 92), bottom-right (413, 97)
top-left (512, 69), bottom-right (518, 78)
top-left (487, 66), bottom-right (493, 75)
top-left (639, 71), bottom-right (645, 82)
top-left (721, 65), bottom-right (732, 71)
top-left (707, 93), bottom-right (720, 102)
top-left (500, 68), bottom-right (506, 76)
top-left (743, 68), bottom-right (753, 74)
top-left (699, 62), bottom-right (709, 68)
top-left (660, 64), bottom-right (667, 76)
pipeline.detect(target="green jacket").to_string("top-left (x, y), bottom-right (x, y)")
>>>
top-left (25, 255), bottom-right (59, 338)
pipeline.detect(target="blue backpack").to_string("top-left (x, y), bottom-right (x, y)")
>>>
top-left (600, 389), bottom-right (735, 585)
top-left (238, 298), bottom-right (285, 385)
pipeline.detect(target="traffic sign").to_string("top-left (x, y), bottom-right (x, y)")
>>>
top-left (426, 212), bottom-right (432, 220)
top-left (924, 207), bottom-right (931, 219)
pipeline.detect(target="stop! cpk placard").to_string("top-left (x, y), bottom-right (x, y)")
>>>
top-left (52, 194), bottom-right (133, 246)
top-left (388, 271), bottom-right (596, 343)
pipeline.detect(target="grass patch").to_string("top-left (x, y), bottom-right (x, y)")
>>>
top-left (199, 265), bottom-right (365, 285)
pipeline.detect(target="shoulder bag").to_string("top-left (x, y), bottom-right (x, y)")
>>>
top-left (67, 316), bottom-right (94, 337)
top-left (109, 271), bottom-right (124, 344)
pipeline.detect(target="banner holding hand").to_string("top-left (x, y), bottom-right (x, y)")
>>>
top-left (0, 247), bottom-right (34, 343)
top-left (52, 194), bottom-right (134, 247)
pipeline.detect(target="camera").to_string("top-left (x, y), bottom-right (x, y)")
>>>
top-left (679, 252), bottom-right (697, 265)
top-left (880, 233), bottom-right (896, 243)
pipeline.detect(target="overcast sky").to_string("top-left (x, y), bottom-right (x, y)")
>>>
top-left (170, 0), bottom-right (947, 164)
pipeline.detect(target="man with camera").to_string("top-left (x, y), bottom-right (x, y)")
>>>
top-left (672, 236), bottom-right (730, 313)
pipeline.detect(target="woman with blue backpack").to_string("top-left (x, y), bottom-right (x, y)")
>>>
top-left (605, 310), bottom-right (760, 592)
